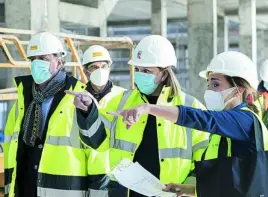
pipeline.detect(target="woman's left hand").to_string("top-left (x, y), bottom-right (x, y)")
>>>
top-left (163, 183), bottom-right (195, 197)
top-left (108, 104), bottom-right (150, 127)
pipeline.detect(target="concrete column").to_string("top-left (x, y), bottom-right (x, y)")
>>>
top-left (218, 16), bottom-right (229, 53)
top-left (100, 20), bottom-right (108, 37)
top-left (239, 0), bottom-right (257, 64)
top-left (257, 29), bottom-right (268, 77)
top-left (187, 0), bottom-right (217, 102)
top-left (264, 29), bottom-right (268, 60)
top-left (151, 0), bottom-right (167, 37)
top-left (47, 0), bottom-right (60, 32)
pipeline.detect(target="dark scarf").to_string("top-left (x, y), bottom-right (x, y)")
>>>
top-left (87, 80), bottom-right (112, 101)
top-left (22, 71), bottom-right (66, 147)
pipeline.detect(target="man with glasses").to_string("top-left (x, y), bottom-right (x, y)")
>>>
top-left (82, 45), bottom-right (125, 101)
top-left (75, 45), bottom-right (126, 196)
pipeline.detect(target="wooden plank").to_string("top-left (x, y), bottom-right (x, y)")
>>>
top-left (0, 88), bottom-right (17, 94)
top-left (0, 93), bottom-right (18, 101)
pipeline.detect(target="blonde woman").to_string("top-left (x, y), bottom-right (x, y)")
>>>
top-left (113, 51), bottom-right (268, 197)
top-left (78, 35), bottom-right (209, 197)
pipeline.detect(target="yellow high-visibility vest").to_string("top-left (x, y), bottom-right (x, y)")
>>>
top-left (4, 76), bottom-right (88, 197)
top-left (86, 87), bottom-right (210, 197)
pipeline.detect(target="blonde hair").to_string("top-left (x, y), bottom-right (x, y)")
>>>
top-left (163, 67), bottom-right (181, 98)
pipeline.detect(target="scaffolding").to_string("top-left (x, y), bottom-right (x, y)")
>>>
top-left (0, 28), bottom-right (134, 101)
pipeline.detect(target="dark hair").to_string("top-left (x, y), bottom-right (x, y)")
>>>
top-left (226, 76), bottom-right (259, 114)
top-left (83, 61), bottom-right (109, 69)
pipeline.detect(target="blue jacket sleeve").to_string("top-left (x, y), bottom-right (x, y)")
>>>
top-left (176, 106), bottom-right (254, 141)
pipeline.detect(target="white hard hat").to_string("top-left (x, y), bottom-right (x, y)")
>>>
top-left (128, 35), bottom-right (177, 68)
top-left (199, 51), bottom-right (259, 89)
top-left (82, 45), bottom-right (112, 66)
top-left (27, 32), bottom-right (66, 58)
top-left (260, 59), bottom-right (268, 82)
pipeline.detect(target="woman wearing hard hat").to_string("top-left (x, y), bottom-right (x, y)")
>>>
top-left (257, 59), bottom-right (268, 127)
top-left (80, 35), bottom-right (210, 197)
top-left (111, 51), bottom-right (268, 197)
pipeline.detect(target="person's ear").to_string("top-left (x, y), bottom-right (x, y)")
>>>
top-left (57, 59), bottom-right (63, 69)
top-left (161, 70), bottom-right (168, 82)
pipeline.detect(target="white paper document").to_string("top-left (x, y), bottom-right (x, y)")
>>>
top-left (110, 159), bottom-right (176, 197)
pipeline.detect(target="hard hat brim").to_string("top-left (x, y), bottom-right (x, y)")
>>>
top-left (128, 59), bottom-right (175, 68)
top-left (27, 51), bottom-right (67, 58)
top-left (199, 70), bottom-right (208, 79)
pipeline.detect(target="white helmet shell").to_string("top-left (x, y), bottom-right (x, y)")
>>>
top-left (260, 59), bottom-right (268, 82)
top-left (199, 51), bottom-right (259, 89)
top-left (82, 45), bottom-right (112, 66)
top-left (27, 32), bottom-right (66, 58)
top-left (128, 35), bottom-right (177, 68)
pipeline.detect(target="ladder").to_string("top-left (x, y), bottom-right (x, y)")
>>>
top-left (0, 28), bottom-right (134, 101)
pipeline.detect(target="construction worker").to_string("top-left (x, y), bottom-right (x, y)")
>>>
top-left (73, 35), bottom-right (210, 197)
top-left (82, 45), bottom-right (125, 101)
top-left (81, 45), bottom-right (126, 192)
top-left (4, 32), bottom-right (102, 197)
top-left (115, 51), bottom-right (268, 197)
top-left (257, 59), bottom-right (268, 127)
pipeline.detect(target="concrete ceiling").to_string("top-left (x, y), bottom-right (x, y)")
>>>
top-left (61, 0), bottom-right (99, 8)
top-left (107, 0), bottom-right (268, 29)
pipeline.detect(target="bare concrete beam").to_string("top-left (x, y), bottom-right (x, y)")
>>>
top-left (61, 0), bottom-right (99, 8)
top-left (151, 0), bottom-right (167, 37)
top-left (226, 7), bottom-right (268, 16)
top-left (60, 0), bottom-right (119, 27)
top-left (108, 17), bottom-right (187, 27)
top-left (0, 4), bottom-right (4, 23)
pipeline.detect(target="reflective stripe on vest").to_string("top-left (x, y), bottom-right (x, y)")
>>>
top-left (4, 132), bottom-right (18, 143)
top-left (108, 90), bottom-right (200, 159)
top-left (89, 189), bottom-right (108, 197)
top-left (159, 93), bottom-right (196, 159)
top-left (4, 167), bottom-right (14, 195)
top-left (110, 90), bottom-right (134, 149)
top-left (37, 187), bottom-right (87, 197)
top-left (99, 115), bottom-right (112, 130)
top-left (79, 115), bottom-right (103, 138)
top-left (46, 111), bottom-right (85, 149)
top-left (5, 183), bottom-right (11, 195)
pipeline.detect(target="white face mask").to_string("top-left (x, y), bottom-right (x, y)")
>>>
top-left (90, 68), bottom-right (110, 86)
top-left (204, 87), bottom-right (236, 111)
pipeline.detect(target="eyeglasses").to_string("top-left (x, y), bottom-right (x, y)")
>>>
top-left (86, 63), bottom-right (110, 73)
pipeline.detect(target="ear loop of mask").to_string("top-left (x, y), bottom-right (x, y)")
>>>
top-left (224, 78), bottom-right (241, 107)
